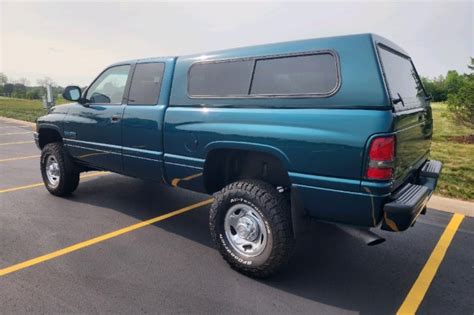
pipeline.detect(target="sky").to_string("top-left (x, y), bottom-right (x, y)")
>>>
top-left (0, 0), bottom-right (472, 87)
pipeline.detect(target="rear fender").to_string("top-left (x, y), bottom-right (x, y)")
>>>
top-left (204, 141), bottom-right (292, 169)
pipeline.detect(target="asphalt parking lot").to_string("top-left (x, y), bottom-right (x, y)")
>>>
top-left (0, 119), bottom-right (472, 314)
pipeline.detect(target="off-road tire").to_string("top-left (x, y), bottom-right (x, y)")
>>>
top-left (40, 142), bottom-right (80, 196)
top-left (209, 179), bottom-right (295, 278)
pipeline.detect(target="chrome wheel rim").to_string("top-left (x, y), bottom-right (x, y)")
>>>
top-left (224, 203), bottom-right (268, 258)
top-left (45, 155), bottom-right (60, 187)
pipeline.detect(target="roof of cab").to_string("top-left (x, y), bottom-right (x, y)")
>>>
top-left (108, 56), bottom-right (176, 67)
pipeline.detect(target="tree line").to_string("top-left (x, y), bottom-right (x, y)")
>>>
top-left (422, 58), bottom-right (473, 126)
top-left (0, 73), bottom-right (64, 100)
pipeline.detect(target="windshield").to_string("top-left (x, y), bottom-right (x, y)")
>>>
top-left (378, 45), bottom-right (427, 111)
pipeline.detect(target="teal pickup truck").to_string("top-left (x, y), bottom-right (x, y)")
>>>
top-left (35, 33), bottom-right (442, 278)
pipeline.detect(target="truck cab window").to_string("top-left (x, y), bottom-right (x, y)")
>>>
top-left (128, 63), bottom-right (165, 105)
top-left (86, 65), bottom-right (130, 104)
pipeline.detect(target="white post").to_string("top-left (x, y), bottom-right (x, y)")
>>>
top-left (44, 84), bottom-right (55, 110)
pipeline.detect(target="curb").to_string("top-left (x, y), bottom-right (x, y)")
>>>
top-left (0, 116), bottom-right (36, 128)
top-left (428, 195), bottom-right (473, 217)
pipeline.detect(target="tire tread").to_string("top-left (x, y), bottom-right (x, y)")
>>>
top-left (41, 142), bottom-right (80, 196)
top-left (210, 179), bottom-right (295, 278)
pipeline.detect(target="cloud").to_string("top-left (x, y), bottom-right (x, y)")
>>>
top-left (48, 47), bottom-right (63, 53)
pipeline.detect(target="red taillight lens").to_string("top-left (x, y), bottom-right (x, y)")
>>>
top-left (368, 137), bottom-right (395, 161)
top-left (366, 136), bottom-right (395, 180)
top-left (366, 168), bottom-right (393, 179)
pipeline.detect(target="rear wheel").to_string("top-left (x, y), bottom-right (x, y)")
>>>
top-left (40, 142), bottom-right (80, 196)
top-left (209, 179), bottom-right (295, 278)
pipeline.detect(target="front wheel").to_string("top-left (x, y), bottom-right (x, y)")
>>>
top-left (209, 180), bottom-right (295, 278)
top-left (40, 142), bottom-right (80, 196)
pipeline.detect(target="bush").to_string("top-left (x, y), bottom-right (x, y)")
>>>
top-left (422, 70), bottom-right (466, 103)
top-left (422, 77), bottom-right (447, 102)
top-left (12, 90), bottom-right (26, 98)
top-left (447, 75), bottom-right (474, 127)
top-left (26, 88), bottom-right (42, 100)
top-left (445, 70), bottom-right (464, 95)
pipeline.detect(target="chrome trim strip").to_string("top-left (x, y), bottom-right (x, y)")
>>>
top-left (64, 138), bottom-right (121, 150)
top-left (164, 161), bottom-right (202, 170)
top-left (122, 153), bottom-right (162, 162)
top-left (65, 144), bottom-right (121, 156)
top-left (164, 153), bottom-right (205, 163)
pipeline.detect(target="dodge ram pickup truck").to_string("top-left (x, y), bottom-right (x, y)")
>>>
top-left (35, 33), bottom-right (442, 278)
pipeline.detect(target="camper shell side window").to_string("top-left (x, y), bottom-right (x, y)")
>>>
top-left (187, 50), bottom-right (340, 99)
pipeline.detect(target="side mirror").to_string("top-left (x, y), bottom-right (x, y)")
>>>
top-left (63, 86), bottom-right (83, 102)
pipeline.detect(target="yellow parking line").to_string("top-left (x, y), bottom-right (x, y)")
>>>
top-left (0, 172), bottom-right (109, 194)
top-left (0, 131), bottom-right (33, 136)
top-left (171, 172), bottom-right (203, 187)
top-left (0, 155), bottom-right (40, 163)
top-left (0, 198), bottom-right (213, 277)
top-left (397, 213), bottom-right (465, 315)
top-left (0, 141), bottom-right (34, 146)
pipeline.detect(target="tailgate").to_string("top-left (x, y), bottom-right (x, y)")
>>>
top-left (377, 45), bottom-right (433, 188)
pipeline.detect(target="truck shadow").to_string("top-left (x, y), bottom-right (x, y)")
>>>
top-left (69, 174), bottom-right (434, 314)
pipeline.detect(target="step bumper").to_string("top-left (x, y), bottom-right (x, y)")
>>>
top-left (381, 160), bottom-right (443, 232)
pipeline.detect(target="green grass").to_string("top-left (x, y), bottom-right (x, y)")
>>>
top-left (0, 97), bottom-right (68, 122)
top-left (430, 103), bottom-right (473, 201)
top-left (0, 98), bottom-right (472, 200)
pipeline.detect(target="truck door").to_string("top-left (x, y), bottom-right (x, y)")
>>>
top-left (121, 59), bottom-right (173, 181)
top-left (63, 64), bottom-right (131, 173)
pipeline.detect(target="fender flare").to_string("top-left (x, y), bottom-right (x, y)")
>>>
top-left (38, 123), bottom-right (62, 135)
top-left (203, 141), bottom-right (292, 170)
top-left (37, 124), bottom-right (63, 148)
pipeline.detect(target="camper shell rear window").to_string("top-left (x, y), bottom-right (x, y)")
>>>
top-left (377, 44), bottom-right (427, 111)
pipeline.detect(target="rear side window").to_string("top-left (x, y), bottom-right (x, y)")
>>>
top-left (187, 51), bottom-right (339, 98)
top-left (128, 63), bottom-right (165, 105)
top-left (188, 60), bottom-right (254, 97)
top-left (250, 54), bottom-right (338, 95)
top-left (378, 46), bottom-right (426, 111)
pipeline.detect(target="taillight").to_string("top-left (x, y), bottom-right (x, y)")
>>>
top-left (365, 135), bottom-right (395, 180)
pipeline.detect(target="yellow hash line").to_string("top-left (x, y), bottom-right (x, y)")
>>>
top-left (397, 213), bottom-right (465, 315)
top-left (0, 131), bottom-right (33, 136)
top-left (0, 141), bottom-right (34, 146)
top-left (0, 155), bottom-right (40, 163)
top-left (0, 198), bottom-right (213, 277)
top-left (0, 172), bottom-right (109, 194)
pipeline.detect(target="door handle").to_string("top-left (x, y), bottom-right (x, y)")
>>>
top-left (111, 115), bottom-right (121, 123)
